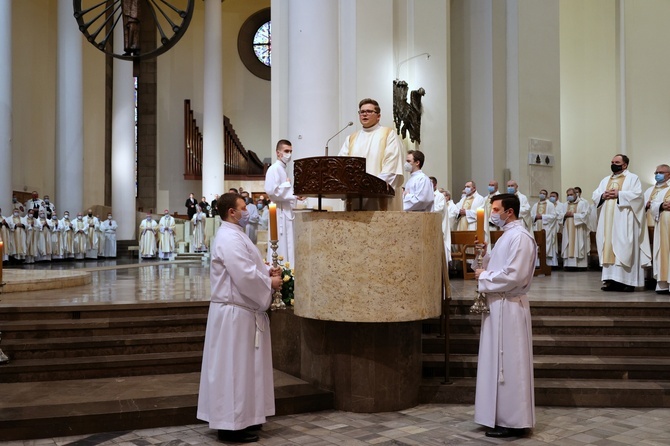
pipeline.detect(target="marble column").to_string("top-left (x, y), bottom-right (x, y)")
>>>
top-left (202, 0), bottom-right (224, 202)
top-left (111, 21), bottom-right (137, 240)
top-left (0, 0), bottom-right (10, 212)
top-left (56, 0), bottom-right (84, 215)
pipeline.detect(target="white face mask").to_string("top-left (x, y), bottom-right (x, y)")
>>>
top-left (464, 187), bottom-right (472, 195)
top-left (281, 153), bottom-right (292, 163)
top-left (490, 211), bottom-right (509, 228)
top-left (403, 162), bottom-right (413, 172)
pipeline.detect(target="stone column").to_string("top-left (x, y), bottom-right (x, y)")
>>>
top-left (111, 22), bottom-right (137, 240)
top-left (0, 0), bottom-right (10, 212)
top-left (56, 0), bottom-right (84, 215)
top-left (202, 0), bottom-right (224, 201)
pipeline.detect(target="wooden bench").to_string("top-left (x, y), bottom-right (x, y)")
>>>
top-left (489, 229), bottom-right (551, 276)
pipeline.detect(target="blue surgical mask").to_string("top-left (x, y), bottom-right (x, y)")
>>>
top-left (539, 194), bottom-right (546, 201)
top-left (464, 187), bottom-right (472, 195)
top-left (549, 196), bottom-right (557, 204)
top-left (257, 203), bottom-right (263, 210)
top-left (487, 186), bottom-right (495, 194)
top-left (507, 187), bottom-right (516, 194)
top-left (656, 173), bottom-right (666, 184)
top-left (567, 195), bottom-right (576, 202)
top-left (235, 209), bottom-right (250, 228)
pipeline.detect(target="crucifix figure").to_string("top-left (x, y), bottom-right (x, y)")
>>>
top-left (122, 0), bottom-right (141, 56)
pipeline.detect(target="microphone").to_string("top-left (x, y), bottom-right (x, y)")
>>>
top-left (325, 121), bottom-right (354, 156)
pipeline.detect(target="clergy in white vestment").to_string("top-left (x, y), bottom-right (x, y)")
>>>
top-left (95, 215), bottom-right (106, 257)
top-left (72, 214), bottom-right (88, 259)
top-left (36, 212), bottom-right (52, 262)
top-left (561, 188), bottom-right (591, 269)
top-left (0, 210), bottom-right (12, 261)
top-left (12, 196), bottom-right (25, 217)
top-left (100, 213), bottom-right (119, 258)
top-left (483, 181), bottom-right (501, 244)
top-left (264, 139), bottom-right (303, 266)
top-left (592, 154), bottom-right (651, 291)
top-left (139, 214), bottom-right (158, 258)
top-left (338, 98), bottom-right (405, 211)
top-left (24, 212), bottom-right (38, 264)
top-left (431, 178), bottom-right (450, 261)
top-left (241, 192), bottom-right (260, 244)
top-left (506, 180), bottom-right (532, 231)
top-left (650, 188), bottom-right (670, 293)
top-left (402, 150), bottom-right (434, 212)
top-left (158, 210), bottom-right (176, 259)
top-left (549, 191), bottom-right (564, 233)
top-left (474, 193), bottom-right (536, 438)
top-left (531, 189), bottom-right (559, 266)
top-left (24, 191), bottom-right (43, 216)
top-left (9, 211), bottom-right (27, 259)
top-left (197, 193), bottom-right (283, 444)
top-left (454, 181), bottom-right (486, 231)
top-left (644, 164), bottom-right (670, 228)
top-left (42, 195), bottom-right (56, 220)
top-left (575, 186), bottom-right (597, 233)
top-left (48, 215), bottom-right (65, 260)
top-left (191, 207), bottom-right (207, 253)
top-left (444, 191), bottom-right (459, 233)
top-left (61, 212), bottom-right (75, 258)
top-left (84, 210), bottom-right (100, 259)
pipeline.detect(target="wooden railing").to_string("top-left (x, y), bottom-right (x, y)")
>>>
top-left (183, 99), bottom-right (268, 180)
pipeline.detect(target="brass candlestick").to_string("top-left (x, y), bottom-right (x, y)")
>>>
top-left (270, 240), bottom-right (286, 311)
top-left (469, 243), bottom-right (489, 314)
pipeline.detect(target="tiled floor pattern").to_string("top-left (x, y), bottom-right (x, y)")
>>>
top-left (3, 405), bottom-right (670, 446)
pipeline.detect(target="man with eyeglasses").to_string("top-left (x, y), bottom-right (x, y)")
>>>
top-left (592, 154), bottom-right (651, 292)
top-left (644, 164), bottom-right (670, 228)
top-left (338, 98), bottom-right (405, 210)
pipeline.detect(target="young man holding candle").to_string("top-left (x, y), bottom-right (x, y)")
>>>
top-left (264, 139), bottom-right (304, 266)
top-left (197, 193), bottom-right (283, 443)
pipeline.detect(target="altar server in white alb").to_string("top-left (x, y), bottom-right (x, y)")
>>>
top-left (592, 154), bottom-right (651, 292)
top-left (264, 139), bottom-right (303, 266)
top-left (402, 150), bottom-right (433, 212)
top-left (474, 193), bottom-right (536, 439)
top-left (339, 98), bottom-right (405, 210)
top-left (100, 213), bottom-right (118, 258)
top-left (650, 174), bottom-right (670, 294)
top-left (531, 189), bottom-right (559, 266)
top-left (197, 193), bottom-right (283, 444)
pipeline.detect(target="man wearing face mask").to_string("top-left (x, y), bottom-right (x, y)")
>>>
top-left (644, 164), bottom-right (670, 228)
top-left (84, 209), bottom-right (100, 259)
top-left (36, 211), bottom-right (52, 262)
top-left (339, 98), bottom-right (405, 211)
top-left (158, 210), bottom-right (175, 260)
top-left (72, 213), bottom-right (88, 259)
top-left (42, 195), bottom-right (56, 220)
top-left (100, 213), bottom-right (118, 258)
top-left (197, 193), bottom-right (283, 443)
top-left (402, 150), bottom-right (433, 212)
top-left (482, 181), bottom-right (500, 244)
top-left (574, 186), bottom-right (597, 234)
top-left (24, 191), bottom-right (43, 216)
top-left (241, 191), bottom-right (260, 244)
top-left (549, 191), bottom-right (564, 233)
top-left (60, 212), bottom-right (75, 259)
top-left (455, 180), bottom-right (485, 229)
top-left (531, 189), bottom-right (559, 267)
top-left (49, 213), bottom-right (65, 260)
top-left (12, 196), bottom-right (25, 216)
top-left (561, 188), bottom-right (591, 270)
top-left (505, 180), bottom-right (532, 231)
top-left (191, 205), bottom-right (208, 253)
top-left (264, 139), bottom-right (303, 266)
top-left (474, 194), bottom-right (537, 438)
top-left (650, 166), bottom-right (670, 294)
top-left (592, 154), bottom-right (651, 291)
top-left (0, 208), bottom-right (11, 261)
top-left (9, 209), bottom-right (27, 260)
top-left (139, 213), bottom-right (158, 259)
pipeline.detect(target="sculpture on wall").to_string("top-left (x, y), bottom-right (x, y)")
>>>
top-left (121, 0), bottom-right (141, 56)
top-left (393, 80), bottom-right (426, 144)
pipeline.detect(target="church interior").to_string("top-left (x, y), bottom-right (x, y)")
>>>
top-left (2, 0), bottom-right (670, 444)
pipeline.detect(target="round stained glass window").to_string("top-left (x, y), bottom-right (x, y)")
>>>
top-left (238, 8), bottom-right (271, 80)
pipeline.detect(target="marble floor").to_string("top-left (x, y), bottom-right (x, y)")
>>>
top-left (2, 260), bottom-right (670, 445)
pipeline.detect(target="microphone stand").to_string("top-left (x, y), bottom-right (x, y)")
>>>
top-left (325, 122), bottom-right (354, 156)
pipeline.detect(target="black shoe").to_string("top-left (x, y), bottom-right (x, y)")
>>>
top-left (622, 285), bottom-right (635, 292)
top-left (656, 289), bottom-right (670, 295)
top-left (601, 281), bottom-right (624, 291)
top-left (485, 426), bottom-right (526, 438)
top-left (245, 424), bottom-right (262, 431)
top-left (217, 429), bottom-right (259, 443)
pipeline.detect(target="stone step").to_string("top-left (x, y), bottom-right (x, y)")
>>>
top-left (3, 331), bottom-right (205, 360)
top-left (422, 333), bottom-right (670, 356)
top-left (419, 377), bottom-right (670, 407)
top-left (422, 354), bottom-right (670, 380)
top-left (0, 351), bottom-right (203, 383)
top-left (0, 371), bottom-right (334, 441)
top-left (1, 314), bottom-right (208, 340)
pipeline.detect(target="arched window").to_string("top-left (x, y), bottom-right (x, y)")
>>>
top-left (238, 8), bottom-right (271, 80)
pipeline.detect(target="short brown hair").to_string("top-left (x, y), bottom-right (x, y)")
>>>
top-left (217, 193), bottom-right (244, 218)
top-left (358, 98), bottom-right (380, 114)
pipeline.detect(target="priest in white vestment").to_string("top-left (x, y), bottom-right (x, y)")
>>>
top-left (561, 189), bottom-right (591, 269)
top-left (651, 188), bottom-right (670, 293)
top-left (455, 181), bottom-right (486, 231)
top-left (0, 210), bottom-right (12, 261)
top-left (592, 154), bottom-right (651, 291)
top-left (531, 189), bottom-right (558, 266)
top-left (84, 210), bottom-right (100, 259)
top-left (24, 212), bottom-right (38, 264)
top-left (36, 211), bottom-right (52, 262)
top-left (139, 214), bottom-right (158, 258)
top-left (431, 178), bottom-right (450, 261)
top-left (10, 211), bottom-right (27, 259)
top-left (474, 193), bottom-right (536, 438)
top-left (338, 98), bottom-right (405, 211)
top-left (506, 181), bottom-right (532, 231)
top-left (158, 210), bottom-right (176, 259)
top-left (100, 213), bottom-right (118, 258)
top-left (644, 165), bottom-right (670, 228)
top-left (61, 213), bottom-right (75, 259)
top-left (191, 206), bottom-right (207, 253)
top-left (402, 150), bottom-right (434, 212)
top-left (72, 214), bottom-right (88, 259)
top-left (265, 139), bottom-right (303, 266)
top-left (197, 193), bottom-right (282, 443)
top-left (483, 181), bottom-right (501, 244)
top-left (549, 191), bottom-right (564, 233)
top-left (49, 215), bottom-right (65, 260)
top-left (241, 192), bottom-right (260, 244)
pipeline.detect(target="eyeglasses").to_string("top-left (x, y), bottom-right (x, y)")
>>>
top-left (654, 171), bottom-right (669, 175)
top-left (358, 110), bottom-right (377, 115)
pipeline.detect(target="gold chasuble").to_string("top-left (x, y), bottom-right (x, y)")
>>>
top-left (602, 175), bottom-right (626, 265)
top-left (565, 201), bottom-right (578, 258)
top-left (647, 184), bottom-right (669, 227)
top-left (656, 189), bottom-right (670, 281)
top-left (457, 196), bottom-right (474, 230)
